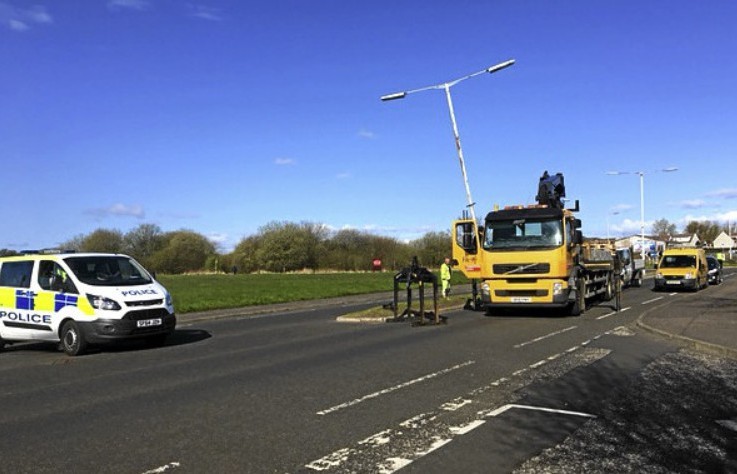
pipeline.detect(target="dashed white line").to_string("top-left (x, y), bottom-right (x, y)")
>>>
top-left (307, 329), bottom-right (619, 472)
top-left (642, 296), bottom-right (664, 305)
top-left (316, 360), bottom-right (475, 415)
top-left (449, 419), bottom-right (486, 435)
top-left (141, 462), bottom-right (180, 474)
top-left (514, 325), bottom-right (578, 348)
top-left (597, 306), bottom-right (631, 320)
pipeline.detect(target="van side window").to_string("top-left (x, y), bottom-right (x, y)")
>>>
top-left (0, 261), bottom-right (34, 289)
top-left (38, 261), bottom-right (78, 294)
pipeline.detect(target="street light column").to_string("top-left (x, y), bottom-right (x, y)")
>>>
top-left (640, 172), bottom-right (646, 260)
top-left (443, 83), bottom-right (477, 226)
top-left (380, 59), bottom-right (515, 237)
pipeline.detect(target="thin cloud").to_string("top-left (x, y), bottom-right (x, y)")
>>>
top-left (705, 188), bottom-right (737, 199)
top-left (107, 0), bottom-right (150, 11)
top-left (275, 158), bottom-right (296, 166)
top-left (0, 3), bottom-right (52, 31)
top-left (187, 4), bottom-right (224, 21)
top-left (85, 203), bottom-right (145, 219)
top-left (358, 128), bottom-right (376, 139)
top-left (609, 203), bottom-right (633, 213)
top-left (679, 199), bottom-right (710, 210)
top-left (336, 172), bottom-right (351, 180)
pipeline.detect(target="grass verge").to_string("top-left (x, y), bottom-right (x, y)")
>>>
top-left (157, 272), bottom-right (468, 314)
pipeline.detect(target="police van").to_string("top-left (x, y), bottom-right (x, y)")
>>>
top-left (0, 252), bottom-right (176, 356)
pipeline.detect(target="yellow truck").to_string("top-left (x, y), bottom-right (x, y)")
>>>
top-left (452, 172), bottom-right (619, 315)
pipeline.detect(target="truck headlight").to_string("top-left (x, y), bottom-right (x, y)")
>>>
top-left (684, 272), bottom-right (694, 279)
top-left (552, 282), bottom-right (564, 295)
top-left (87, 294), bottom-right (121, 311)
top-left (655, 272), bottom-right (663, 279)
top-left (481, 283), bottom-right (490, 294)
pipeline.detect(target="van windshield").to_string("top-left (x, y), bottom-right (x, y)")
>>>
top-left (64, 256), bottom-right (153, 287)
top-left (660, 255), bottom-right (696, 268)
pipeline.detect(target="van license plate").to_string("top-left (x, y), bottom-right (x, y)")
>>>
top-left (666, 281), bottom-right (681, 285)
top-left (511, 297), bottom-right (532, 303)
top-left (137, 318), bottom-right (162, 328)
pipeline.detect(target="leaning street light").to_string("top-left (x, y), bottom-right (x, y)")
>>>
top-left (381, 59), bottom-right (516, 229)
top-left (606, 167), bottom-right (679, 259)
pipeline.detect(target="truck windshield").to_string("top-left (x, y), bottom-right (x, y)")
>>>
top-left (64, 256), bottom-right (153, 287)
top-left (483, 218), bottom-right (563, 250)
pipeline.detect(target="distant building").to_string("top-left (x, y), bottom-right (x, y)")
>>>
top-left (712, 231), bottom-right (735, 251)
top-left (668, 233), bottom-right (701, 248)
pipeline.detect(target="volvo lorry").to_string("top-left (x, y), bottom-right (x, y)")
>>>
top-left (452, 172), bottom-right (620, 315)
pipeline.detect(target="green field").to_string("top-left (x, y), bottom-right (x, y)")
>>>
top-left (158, 272), bottom-right (468, 313)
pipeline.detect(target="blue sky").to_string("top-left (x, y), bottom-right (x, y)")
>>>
top-left (2, 1), bottom-right (737, 252)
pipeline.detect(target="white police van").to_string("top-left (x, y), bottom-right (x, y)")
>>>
top-left (0, 252), bottom-right (176, 356)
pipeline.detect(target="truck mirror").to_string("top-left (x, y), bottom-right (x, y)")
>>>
top-left (574, 230), bottom-right (583, 245)
top-left (455, 222), bottom-right (478, 254)
top-left (573, 218), bottom-right (582, 229)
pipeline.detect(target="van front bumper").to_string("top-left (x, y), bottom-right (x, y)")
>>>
top-left (78, 313), bottom-right (176, 343)
top-left (653, 278), bottom-right (697, 290)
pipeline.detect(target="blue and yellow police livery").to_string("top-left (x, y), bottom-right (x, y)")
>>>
top-left (0, 252), bottom-right (175, 356)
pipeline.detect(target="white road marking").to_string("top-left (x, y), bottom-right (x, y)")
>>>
top-left (449, 419), bottom-right (486, 435)
top-left (440, 398), bottom-right (472, 411)
top-left (316, 360), bottom-right (475, 415)
top-left (530, 359), bottom-right (548, 369)
top-left (486, 403), bottom-right (596, 419)
top-left (597, 306), bottom-right (631, 320)
top-left (141, 462), bottom-right (180, 474)
top-left (514, 325), bottom-right (578, 348)
top-left (669, 292), bottom-right (678, 295)
top-left (642, 296), bottom-right (664, 305)
top-left (306, 448), bottom-right (353, 471)
top-left (717, 419), bottom-right (737, 432)
top-left (306, 333), bottom-right (611, 472)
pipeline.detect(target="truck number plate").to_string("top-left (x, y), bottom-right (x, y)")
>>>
top-left (666, 281), bottom-right (681, 285)
top-left (137, 318), bottom-right (162, 328)
top-left (511, 297), bottom-right (532, 303)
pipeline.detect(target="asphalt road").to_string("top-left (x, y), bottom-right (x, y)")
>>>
top-left (1, 276), bottom-right (736, 473)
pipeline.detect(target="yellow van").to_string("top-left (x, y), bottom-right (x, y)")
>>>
top-left (654, 248), bottom-right (708, 291)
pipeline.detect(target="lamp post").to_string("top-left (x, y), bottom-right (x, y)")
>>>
top-left (606, 167), bottom-right (678, 259)
top-left (381, 59), bottom-right (515, 229)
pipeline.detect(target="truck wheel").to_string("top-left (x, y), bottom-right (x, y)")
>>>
top-left (569, 279), bottom-right (585, 316)
top-left (604, 276), bottom-right (614, 300)
top-left (60, 321), bottom-right (87, 356)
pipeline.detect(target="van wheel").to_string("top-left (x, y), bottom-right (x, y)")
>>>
top-left (60, 321), bottom-right (87, 356)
